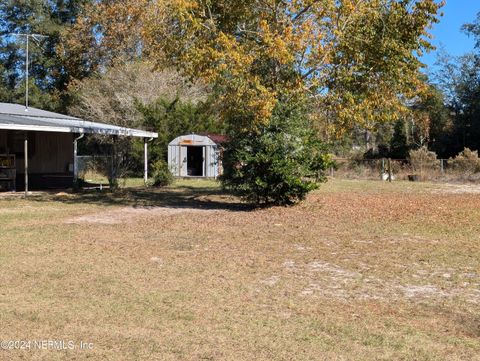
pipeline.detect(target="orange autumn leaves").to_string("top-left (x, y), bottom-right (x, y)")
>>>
top-left (63, 0), bottom-right (444, 134)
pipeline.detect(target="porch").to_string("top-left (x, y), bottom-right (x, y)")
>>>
top-left (0, 103), bottom-right (158, 193)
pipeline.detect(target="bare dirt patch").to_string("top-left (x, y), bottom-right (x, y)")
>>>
top-left (283, 259), bottom-right (480, 303)
top-left (65, 206), bottom-right (220, 224)
top-left (431, 183), bottom-right (480, 194)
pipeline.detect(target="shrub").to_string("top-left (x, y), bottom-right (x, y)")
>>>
top-left (450, 148), bottom-right (480, 174)
top-left (221, 103), bottom-right (332, 206)
top-left (408, 147), bottom-right (439, 179)
top-left (151, 159), bottom-right (174, 187)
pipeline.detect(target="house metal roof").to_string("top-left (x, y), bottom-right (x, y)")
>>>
top-left (0, 103), bottom-right (158, 138)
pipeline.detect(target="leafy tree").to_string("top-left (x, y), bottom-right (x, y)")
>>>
top-left (143, 0), bottom-right (443, 133)
top-left (59, 0), bottom-right (149, 79)
top-left (417, 85), bottom-right (452, 157)
top-left (433, 52), bottom-right (472, 153)
top-left (0, 0), bottom-right (91, 110)
top-left (462, 12), bottom-right (480, 49)
top-left (454, 62), bottom-right (480, 153)
top-left (433, 24), bottom-right (480, 155)
top-left (388, 120), bottom-right (410, 159)
top-left (355, 83), bottom-right (451, 159)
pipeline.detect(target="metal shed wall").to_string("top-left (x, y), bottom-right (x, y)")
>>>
top-left (168, 134), bottom-right (221, 178)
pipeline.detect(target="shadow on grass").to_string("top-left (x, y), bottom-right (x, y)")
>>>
top-left (26, 184), bottom-right (255, 212)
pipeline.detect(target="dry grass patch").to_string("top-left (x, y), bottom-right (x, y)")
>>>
top-left (0, 179), bottom-right (479, 360)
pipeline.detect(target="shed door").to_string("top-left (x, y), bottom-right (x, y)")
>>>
top-left (186, 146), bottom-right (204, 176)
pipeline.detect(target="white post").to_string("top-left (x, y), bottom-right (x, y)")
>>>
top-left (73, 134), bottom-right (84, 188)
top-left (24, 134), bottom-right (28, 197)
top-left (144, 138), bottom-right (148, 185)
top-left (25, 35), bottom-right (29, 110)
top-left (73, 138), bottom-right (78, 184)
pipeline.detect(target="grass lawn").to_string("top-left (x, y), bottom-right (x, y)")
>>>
top-left (0, 179), bottom-right (479, 360)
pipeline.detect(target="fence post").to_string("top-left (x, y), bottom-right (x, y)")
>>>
top-left (388, 158), bottom-right (392, 183)
top-left (440, 159), bottom-right (445, 174)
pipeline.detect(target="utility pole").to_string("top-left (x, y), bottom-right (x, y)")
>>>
top-left (9, 33), bottom-right (48, 111)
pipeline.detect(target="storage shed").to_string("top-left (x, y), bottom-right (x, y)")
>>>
top-left (0, 103), bottom-right (158, 192)
top-left (168, 134), bottom-right (226, 178)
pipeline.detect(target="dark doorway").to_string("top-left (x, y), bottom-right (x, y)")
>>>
top-left (187, 146), bottom-right (203, 176)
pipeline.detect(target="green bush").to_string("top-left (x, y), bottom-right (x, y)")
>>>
top-left (221, 103), bottom-right (332, 206)
top-left (450, 148), bottom-right (480, 173)
top-left (151, 160), bottom-right (174, 187)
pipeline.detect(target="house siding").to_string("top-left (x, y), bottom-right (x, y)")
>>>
top-left (0, 130), bottom-right (74, 190)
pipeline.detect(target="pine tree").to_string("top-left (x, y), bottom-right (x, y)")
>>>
top-left (0, 0), bottom-right (91, 110)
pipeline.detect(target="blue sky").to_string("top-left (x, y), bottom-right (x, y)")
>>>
top-left (421, 0), bottom-right (479, 70)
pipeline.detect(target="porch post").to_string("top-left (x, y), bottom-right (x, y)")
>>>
top-left (73, 134), bottom-right (84, 188)
top-left (111, 135), bottom-right (117, 188)
top-left (24, 133), bottom-right (28, 197)
top-left (73, 137), bottom-right (78, 183)
top-left (144, 137), bottom-right (148, 185)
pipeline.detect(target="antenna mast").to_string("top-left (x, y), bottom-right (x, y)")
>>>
top-left (9, 33), bottom-right (48, 111)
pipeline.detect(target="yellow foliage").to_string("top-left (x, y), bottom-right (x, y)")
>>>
top-left (65, 0), bottom-right (445, 134)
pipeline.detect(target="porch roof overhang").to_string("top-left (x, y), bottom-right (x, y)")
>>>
top-left (0, 103), bottom-right (158, 138)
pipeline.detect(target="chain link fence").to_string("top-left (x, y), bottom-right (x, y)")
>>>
top-left (76, 155), bottom-right (111, 183)
top-left (330, 158), bottom-right (480, 182)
